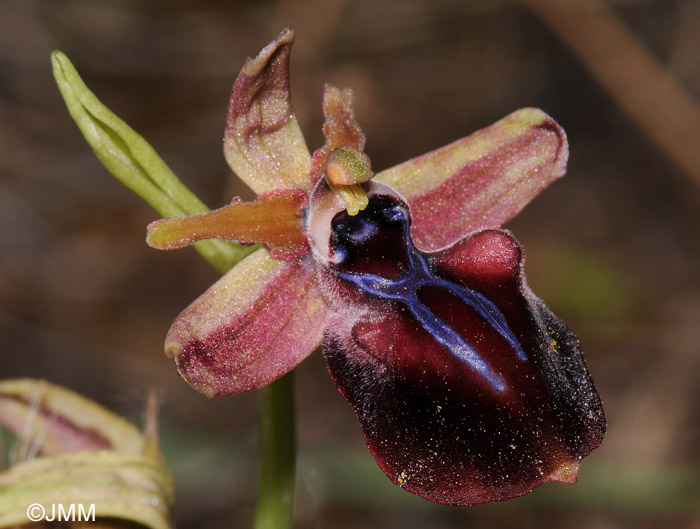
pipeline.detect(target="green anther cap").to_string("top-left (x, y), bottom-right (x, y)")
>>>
top-left (325, 146), bottom-right (374, 186)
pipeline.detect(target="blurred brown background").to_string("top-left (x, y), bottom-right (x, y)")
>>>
top-left (1, 0), bottom-right (699, 528)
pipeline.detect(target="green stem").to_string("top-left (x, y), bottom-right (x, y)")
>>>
top-left (254, 372), bottom-right (296, 529)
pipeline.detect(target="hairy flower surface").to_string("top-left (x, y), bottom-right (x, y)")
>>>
top-left (147, 27), bottom-right (605, 505)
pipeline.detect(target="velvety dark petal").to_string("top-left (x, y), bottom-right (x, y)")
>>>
top-left (313, 191), bottom-right (605, 506)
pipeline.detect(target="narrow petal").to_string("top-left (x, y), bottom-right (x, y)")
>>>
top-left (166, 249), bottom-right (330, 397)
top-left (0, 379), bottom-right (144, 456)
top-left (147, 189), bottom-right (309, 259)
top-left (375, 108), bottom-right (569, 251)
top-left (224, 27), bottom-right (312, 194)
top-left (312, 190), bottom-right (604, 505)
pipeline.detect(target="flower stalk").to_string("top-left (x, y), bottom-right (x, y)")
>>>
top-left (255, 373), bottom-right (296, 529)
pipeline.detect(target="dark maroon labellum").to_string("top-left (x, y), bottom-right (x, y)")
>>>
top-left (319, 192), bottom-right (606, 506)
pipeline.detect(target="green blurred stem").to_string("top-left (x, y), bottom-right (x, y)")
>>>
top-left (52, 50), bottom-right (297, 528)
top-left (254, 372), bottom-right (296, 529)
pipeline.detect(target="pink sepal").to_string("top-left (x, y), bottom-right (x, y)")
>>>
top-left (165, 249), bottom-right (330, 397)
top-left (376, 108), bottom-right (568, 250)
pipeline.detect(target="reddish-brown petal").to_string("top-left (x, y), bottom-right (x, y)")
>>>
top-left (224, 27), bottom-right (312, 194)
top-left (165, 249), bottom-right (331, 397)
top-left (146, 189), bottom-right (309, 259)
top-left (375, 108), bottom-right (569, 251)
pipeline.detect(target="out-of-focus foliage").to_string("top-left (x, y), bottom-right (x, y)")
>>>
top-left (0, 379), bottom-right (174, 529)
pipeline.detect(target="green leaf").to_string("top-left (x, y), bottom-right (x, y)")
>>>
top-left (0, 379), bottom-right (143, 456)
top-left (0, 451), bottom-right (174, 529)
top-left (0, 380), bottom-right (175, 529)
top-left (51, 50), bottom-right (256, 273)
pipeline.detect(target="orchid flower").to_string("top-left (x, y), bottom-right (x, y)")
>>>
top-left (146, 27), bottom-right (605, 506)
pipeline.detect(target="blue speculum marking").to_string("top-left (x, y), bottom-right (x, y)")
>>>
top-left (334, 202), bottom-right (527, 393)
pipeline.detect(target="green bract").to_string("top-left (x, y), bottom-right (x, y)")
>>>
top-left (51, 51), bottom-right (254, 274)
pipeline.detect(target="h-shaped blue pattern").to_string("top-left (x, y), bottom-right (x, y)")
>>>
top-left (335, 204), bottom-right (527, 393)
